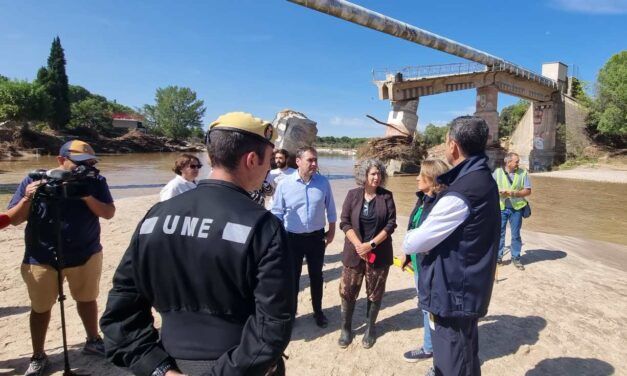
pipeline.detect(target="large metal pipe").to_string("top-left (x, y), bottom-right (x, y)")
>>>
top-left (287, 0), bottom-right (557, 89)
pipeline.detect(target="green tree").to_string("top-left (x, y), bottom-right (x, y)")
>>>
top-left (69, 97), bottom-right (113, 130)
top-left (570, 77), bottom-right (586, 100)
top-left (0, 80), bottom-right (52, 121)
top-left (315, 136), bottom-right (368, 148)
top-left (499, 100), bottom-right (529, 139)
top-left (142, 86), bottom-right (205, 139)
top-left (592, 51), bottom-right (627, 137)
top-left (0, 74), bottom-right (8, 82)
top-left (422, 123), bottom-right (448, 147)
top-left (37, 36), bottom-right (71, 129)
top-left (69, 85), bottom-right (95, 103)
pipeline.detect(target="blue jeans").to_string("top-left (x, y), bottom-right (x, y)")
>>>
top-left (414, 273), bottom-right (433, 353)
top-left (499, 207), bottom-right (523, 260)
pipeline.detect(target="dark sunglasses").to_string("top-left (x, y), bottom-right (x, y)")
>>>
top-left (189, 164), bottom-right (202, 169)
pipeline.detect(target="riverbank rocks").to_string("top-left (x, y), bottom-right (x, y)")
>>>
top-left (272, 109), bottom-right (318, 156)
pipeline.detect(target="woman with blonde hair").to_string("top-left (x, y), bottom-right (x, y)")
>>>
top-left (338, 158), bottom-right (397, 349)
top-left (159, 154), bottom-right (202, 201)
top-left (401, 159), bottom-right (450, 364)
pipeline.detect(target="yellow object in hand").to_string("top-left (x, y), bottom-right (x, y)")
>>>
top-left (393, 256), bottom-right (414, 275)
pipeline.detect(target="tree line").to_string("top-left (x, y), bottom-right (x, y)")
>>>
top-left (2, 39), bottom-right (623, 146)
top-left (0, 37), bottom-right (205, 139)
top-left (315, 136), bottom-right (369, 149)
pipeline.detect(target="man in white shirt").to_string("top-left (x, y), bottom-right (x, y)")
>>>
top-left (403, 116), bottom-right (500, 376)
top-left (264, 149), bottom-right (295, 209)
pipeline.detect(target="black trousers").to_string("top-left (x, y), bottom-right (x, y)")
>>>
top-left (287, 230), bottom-right (326, 315)
top-left (431, 315), bottom-right (481, 376)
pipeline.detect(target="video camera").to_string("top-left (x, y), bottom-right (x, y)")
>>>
top-left (28, 165), bottom-right (100, 200)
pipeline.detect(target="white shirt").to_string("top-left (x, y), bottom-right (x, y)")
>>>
top-left (403, 195), bottom-right (470, 254)
top-left (159, 175), bottom-right (197, 202)
top-left (264, 167), bottom-right (296, 209)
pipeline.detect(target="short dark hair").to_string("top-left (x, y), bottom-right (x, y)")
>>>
top-left (275, 149), bottom-right (289, 159)
top-left (296, 146), bottom-right (317, 159)
top-left (208, 129), bottom-right (268, 171)
top-left (448, 116), bottom-right (489, 156)
top-left (173, 154), bottom-right (200, 175)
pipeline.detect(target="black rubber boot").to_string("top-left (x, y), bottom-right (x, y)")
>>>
top-left (338, 298), bottom-right (355, 348)
top-left (362, 300), bottom-right (381, 349)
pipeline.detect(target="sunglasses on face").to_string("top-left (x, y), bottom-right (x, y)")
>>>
top-left (189, 164), bottom-right (202, 169)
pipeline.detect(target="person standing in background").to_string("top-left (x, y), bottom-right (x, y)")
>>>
top-left (159, 154), bottom-right (202, 202)
top-left (264, 149), bottom-right (295, 209)
top-left (493, 152), bottom-right (532, 270)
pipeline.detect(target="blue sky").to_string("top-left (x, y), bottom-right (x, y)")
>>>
top-left (1, 0), bottom-right (625, 137)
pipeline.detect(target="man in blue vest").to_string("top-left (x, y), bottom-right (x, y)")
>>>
top-left (403, 116), bottom-right (500, 376)
top-left (492, 152), bottom-right (531, 270)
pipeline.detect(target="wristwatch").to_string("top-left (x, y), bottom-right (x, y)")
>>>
top-left (370, 241), bottom-right (377, 249)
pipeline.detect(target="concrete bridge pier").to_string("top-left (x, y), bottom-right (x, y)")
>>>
top-left (529, 99), bottom-right (561, 171)
top-left (386, 99), bottom-right (419, 137)
top-left (474, 85), bottom-right (500, 145)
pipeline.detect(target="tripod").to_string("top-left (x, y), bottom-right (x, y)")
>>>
top-left (34, 190), bottom-right (90, 376)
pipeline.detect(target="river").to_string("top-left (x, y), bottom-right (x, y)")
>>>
top-left (1, 153), bottom-right (626, 245)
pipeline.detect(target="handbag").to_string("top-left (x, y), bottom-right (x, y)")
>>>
top-left (521, 201), bottom-right (531, 218)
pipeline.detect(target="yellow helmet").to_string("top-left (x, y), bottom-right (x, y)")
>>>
top-left (208, 112), bottom-right (276, 145)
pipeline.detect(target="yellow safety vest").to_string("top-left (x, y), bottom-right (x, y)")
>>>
top-left (495, 168), bottom-right (528, 211)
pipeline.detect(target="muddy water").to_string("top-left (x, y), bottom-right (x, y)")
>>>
top-left (0, 152), bottom-right (354, 206)
top-left (387, 175), bottom-right (627, 246)
top-left (2, 153), bottom-right (626, 245)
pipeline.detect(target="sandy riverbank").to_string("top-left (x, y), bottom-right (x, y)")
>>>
top-left (1, 180), bottom-right (626, 375)
top-left (532, 164), bottom-right (627, 184)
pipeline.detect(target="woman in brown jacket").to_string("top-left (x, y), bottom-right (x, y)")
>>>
top-left (338, 158), bottom-right (397, 349)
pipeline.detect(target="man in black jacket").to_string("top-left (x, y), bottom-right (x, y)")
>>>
top-left (403, 116), bottom-right (500, 376)
top-left (100, 112), bottom-right (294, 376)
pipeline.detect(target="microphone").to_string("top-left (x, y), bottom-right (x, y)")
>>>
top-left (0, 214), bottom-right (11, 230)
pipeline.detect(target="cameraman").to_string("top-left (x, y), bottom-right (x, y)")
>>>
top-left (7, 140), bottom-right (115, 376)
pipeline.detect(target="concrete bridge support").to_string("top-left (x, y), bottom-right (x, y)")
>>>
top-left (509, 97), bottom-right (565, 172)
top-left (529, 99), bottom-right (561, 171)
top-left (385, 99), bottom-right (419, 137)
top-left (475, 85), bottom-right (500, 146)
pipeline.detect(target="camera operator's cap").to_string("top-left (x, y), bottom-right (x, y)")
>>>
top-left (59, 140), bottom-right (98, 162)
top-left (208, 112), bottom-right (276, 146)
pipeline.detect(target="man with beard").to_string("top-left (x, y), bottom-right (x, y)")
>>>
top-left (264, 149), bottom-right (295, 209)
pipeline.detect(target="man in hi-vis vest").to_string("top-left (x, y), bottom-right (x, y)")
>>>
top-left (493, 152), bottom-right (532, 270)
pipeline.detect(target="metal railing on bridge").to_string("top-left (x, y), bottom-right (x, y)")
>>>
top-left (372, 62), bottom-right (560, 91)
top-left (372, 62), bottom-right (487, 82)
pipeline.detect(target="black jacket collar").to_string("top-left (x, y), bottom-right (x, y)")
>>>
top-left (437, 153), bottom-right (490, 186)
top-left (197, 179), bottom-right (250, 197)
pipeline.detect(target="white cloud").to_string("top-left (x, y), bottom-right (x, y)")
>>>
top-left (549, 0), bottom-right (627, 14)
